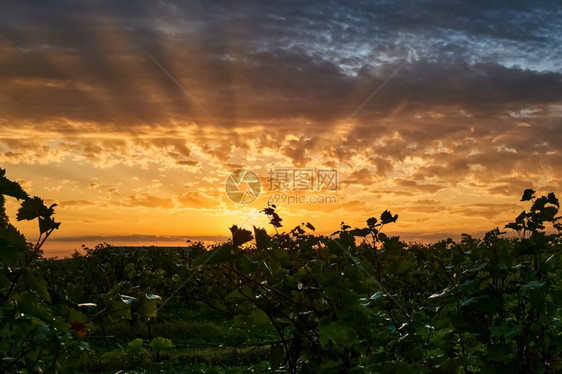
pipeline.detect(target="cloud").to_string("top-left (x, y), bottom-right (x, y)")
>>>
top-left (341, 168), bottom-right (373, 186)
top-left (176, 191), bottom-right (222, 209)
top-left (1, 0), bottom-right (561, 248)
top-left (394, 179), bottom-right (444, 193)
top-left (454, 203), bottom-right (523, 219)
top-left (118, 194), bottom-right (175, 209)
top-left (59, 199), bottom-right (96, 207)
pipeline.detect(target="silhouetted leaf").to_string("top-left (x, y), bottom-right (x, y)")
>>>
top-left (531, 196), bottom-right (548, 211)
top-left (350, 228), bottom-right (371, 237)
top-left (367, 217), bottom-right (378, 228)
top-left (269, 212), bottom-right (283, 228)
top-left (547, 192), bottom-right (559, 207)
top-left (0, 225), bottom-right (27, 265)
top-left (230, 225), bottom-right (253, 247)
top-left (0, 169), bottom-right (28, 200)
top-left (39, 216), bottom-right (61, 234)
top-left (263, 207), bottom-right (275, 215)
top-left (515, 211), bottom-right (526, 224)
top-left (505, 222), bottom-right (522, 231)
top-left (542, 206), bottom-right (558, 221)
top-left (521, 188), bottom-right (535, 201)
top-left (253, 226), bottom-right (270, 250)
top-left (17, 197), bottom-right (46, 221)
top-left (380, 210), bottom-right (398, 224)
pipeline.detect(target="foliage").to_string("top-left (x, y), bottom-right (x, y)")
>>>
top-left (0, 168), bottom-right (76, 372)
top-left (193, 192), bottom-right (561, 373)
top-left (2, 165), bottom-right (562, 373)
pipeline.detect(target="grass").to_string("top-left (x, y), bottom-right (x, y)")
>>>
top-left (76, 300), bottom-right (276, 372)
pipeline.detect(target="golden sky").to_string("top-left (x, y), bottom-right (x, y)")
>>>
top-left (1, 1), bottom-right (561, 256)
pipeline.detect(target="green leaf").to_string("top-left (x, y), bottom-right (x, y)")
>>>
top-left (194, 243), bottom-right (235, 265)
top-left (127, 338), bottom-right (145, 354)
top-left (22, 268), bottom-right (51, 302)
top-left (318, 321), bottom-right (357, 350)
top-left (107, 299), bottom-right (132, 321)
top-left (138, 293), bottom-right (161, 319)
top-left (29, 322), bottom-right (51, 345)
top-left (465, 262), bottom-right (487, 273)
top-left (490, 322), bottom-right (522, 339)
top-left (250, 309), bottom-right (270, 326)
top-left (67, 308), bottom-right (92, 336)
top-left (236, 254), bottom-right (258, 275)
top-left (150, 337), bottom-right (174, 351)
top-left (17, 291), bottom-right (52, 320)
top-left (519, 281), bottom-right (545, 291)
top-left (270, 343), bottom-right (285, 370)
top-left (0, 225), bottom-right (27, 265)
top-left (102, 348), bottom-right (125, 363)
top-left (387, 258), bottom-right (414, 275)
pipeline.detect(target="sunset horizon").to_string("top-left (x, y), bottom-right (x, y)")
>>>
top-left (1, 1), bottom-right (561, 257)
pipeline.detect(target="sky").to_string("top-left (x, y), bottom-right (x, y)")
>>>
top-left (1, 1), bottom-right (561, 256)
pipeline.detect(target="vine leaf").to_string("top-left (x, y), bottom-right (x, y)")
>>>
top-left (270, 343), bottom-right (285, 370)
top-left (230, 225), bottom-right (253, 247)
top-left (253, 226), bottom-right (270, 250)
top-left (521, 188), bottom-right (535, 201)
top-left (0, 169), bottom-right (28, 200)
top-left (194, 243), bottom-right (234, 265)
top-left (380, 210), bottom-right (398, 224)
top-left (318, 321), bottom-right (357, 351)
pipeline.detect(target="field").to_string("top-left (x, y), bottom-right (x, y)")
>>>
top-left (2, 169), bottom-right (562, 373)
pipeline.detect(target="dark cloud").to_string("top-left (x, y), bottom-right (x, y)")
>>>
top-left (1, 0), bottom-right (560, 127)
top-left (341, 168), bottom-right (373, 186)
